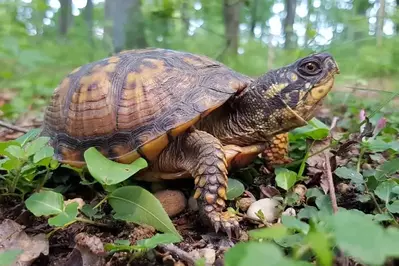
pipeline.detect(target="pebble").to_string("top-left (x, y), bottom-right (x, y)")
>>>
top-left (237, 197), bottom-right (256, 212)
top-left (246, 198), bottom-right (282, 222)
top-left (154, 190), bottom-right (187, 217)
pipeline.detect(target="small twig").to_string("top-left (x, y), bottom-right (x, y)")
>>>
top-left (330, 116), bottom-right (339, 131)
top-left (159, 244), bottom-right (196, 266)
top-left (324, 150), bottom-right (339, 213)
top-left (0, 120), bottom-right (29, 133)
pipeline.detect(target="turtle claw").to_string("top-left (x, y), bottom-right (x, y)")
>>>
top-left (208, 211), bottom-right (241, 238)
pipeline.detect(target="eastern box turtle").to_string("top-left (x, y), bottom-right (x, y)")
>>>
top-left (41, 48), bottom-right (339, 237)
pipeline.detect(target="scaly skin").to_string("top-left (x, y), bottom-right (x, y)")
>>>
top-left (154, 129), bottom-right (240, 237)
top-left (263, 133), bottom-right (292, 166)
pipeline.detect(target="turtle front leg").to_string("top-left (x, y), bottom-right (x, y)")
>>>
top-left (262, 133), bottom-right (293, 167)
top-left (155, 129), bottom-right (240, 237)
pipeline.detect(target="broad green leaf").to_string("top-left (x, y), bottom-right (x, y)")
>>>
top-left (48, 202), bottom-right (79, 226)
top-left (108, 186), bottom-right (181, 239)
top-left (33, 146), bottom-right (54, 164)
top-left (248, 224), bottom-right (289, 240)
top-left (291, 118), bottom-right (329, 140)
top-left (356, 194), bottom-right (371, 203)
top-left (316, 195), bottom-right (333, 215)
top-left (275, 168), bottom-right (297, 191)
top-left (25, 137), bottom-right (50, 157)
top-left (84, 147), bottom-right (148, 186)
top-left (15, 128), bottom-right (41, 146)
top-left (305, 188), bottom-right (324, 200)
top-left (297, 206), bottom-right (319, 220)
top-left (0, 157), bottom-right (21, 170)
top-left (281, 215), bottom-right (310, 234)
top-left (374, 180), bottom-right (396, 203)
top-left (25, 190), bottom-right (64, 216)
top-left (366, 139), bottom-right (394, 152)
top-left (375, 158), bottom-right (399, 180)
top-left (226, 178), bottom-right (245, 200)
top-left (136, 233), bottom-right (181, 249)
top-left (224, 242), bottom-right (284, 266)
top-left (81, 204), bottom-right (103, 219)
top-left (4, 145), bottom-right (25, 159)
top-left (372, 213), bottom-right (393, 222)
top-left (331, 209), bottom-right (399, 265)
top-left (334, 167), bottom-right (364, 184)
top-left (387, 200), bottom-right (399, 213)
top-left (0, 140), bottom-right (19, 155)
top-left (0, 249), bottom-right (23, 266)
top-left (306, 230), bottom-right (332, 266)
top-left (274, 233), bottom-right (304, 248)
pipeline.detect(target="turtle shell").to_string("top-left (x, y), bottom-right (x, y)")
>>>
top-left (41, 48), bottom-right (251, 167)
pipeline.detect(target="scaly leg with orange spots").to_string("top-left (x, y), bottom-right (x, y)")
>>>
top-left (262, 133), bottom-right (293, 167)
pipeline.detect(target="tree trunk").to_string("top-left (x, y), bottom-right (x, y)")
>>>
top-left (376, 0), bottom-right (385, 47)
top-left (59, 0), bottom-right (72, 36)
top-left (283, 0), bottom-right (297, 49)
top-left (105, 0), bottom-right (147, 53)
top-left (250, 0), bottom-right (259, 37)
top-left (125, 0), bottom-right (148, 49)
top-left (396, 0), bottom-right (399, 34)
top-left (223, 0), bottom-right (241, 55)
top-left (181, 1), bottom-right (190, 36)
top-left (84, 0), bottom-right (94, 44)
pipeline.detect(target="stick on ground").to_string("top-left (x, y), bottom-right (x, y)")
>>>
top-left (0, 120), bottom-right (29, 133)
top-left (159, 244), bottom-right (196, 266)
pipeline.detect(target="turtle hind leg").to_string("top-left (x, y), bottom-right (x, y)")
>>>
top-left (155, 129), bottom-right (241, 238)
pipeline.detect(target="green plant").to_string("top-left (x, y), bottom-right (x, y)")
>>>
top-left (0, 129), bottom-right (59, 196)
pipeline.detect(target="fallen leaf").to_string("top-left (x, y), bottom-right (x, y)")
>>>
top-left (64, 233), bottom-right (106, 266)
top-left (0, 219), bottom-right (49, 266)
top-left (306, 137), bottom-right (333, 194)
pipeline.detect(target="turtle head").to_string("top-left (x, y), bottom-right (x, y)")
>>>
top-left (278, 52), bottom-right (339, 113)
top-left (245, 52), bottom-right (339, 132)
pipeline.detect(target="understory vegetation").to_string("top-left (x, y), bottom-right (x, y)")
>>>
top-left (1, 0), bottom-right (399, 266)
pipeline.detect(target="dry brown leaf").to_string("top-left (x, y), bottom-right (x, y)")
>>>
top-left (64, 233), bottom-right (106, 266)
top-left (306, 137), bottom-right (333, 194)
top-left (0, 219), bottom-right (49, 266)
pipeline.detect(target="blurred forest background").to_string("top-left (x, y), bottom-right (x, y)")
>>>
top-left (1, 0), bottom-right (399, 121)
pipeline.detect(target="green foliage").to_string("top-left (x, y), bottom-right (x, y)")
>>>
top-left (0, 130), bottom-right (59, 195)
top-left (226, 209), bottom-right (399, 266)
top-left (25, 190), bottom-right (78, 227)
top-left (226, 178), bottom-right (245, 200)
top-left (275, 168), bottom-right (298, 191)
top-left (83, 147), bottom-right (148, 186)
top-left (108, 186), bottom-right (182, 239)
top-left (104, 233), bottom-right (181, 253)
top-left (0, 250), bottom-right (23, 266)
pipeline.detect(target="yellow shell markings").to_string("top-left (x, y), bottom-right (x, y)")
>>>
top-left (108, 56), bottom-right (121, 63)
top-left (65, 69), bottom-right (116, 137)
top-left (116, 59), bottom-right (167, 130)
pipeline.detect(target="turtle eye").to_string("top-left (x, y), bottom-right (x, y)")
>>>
top-left (299, 61), bottom-right (321, 76)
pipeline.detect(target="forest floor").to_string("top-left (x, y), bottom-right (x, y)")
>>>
top-left (0, 78), bottom-right (399, 266)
